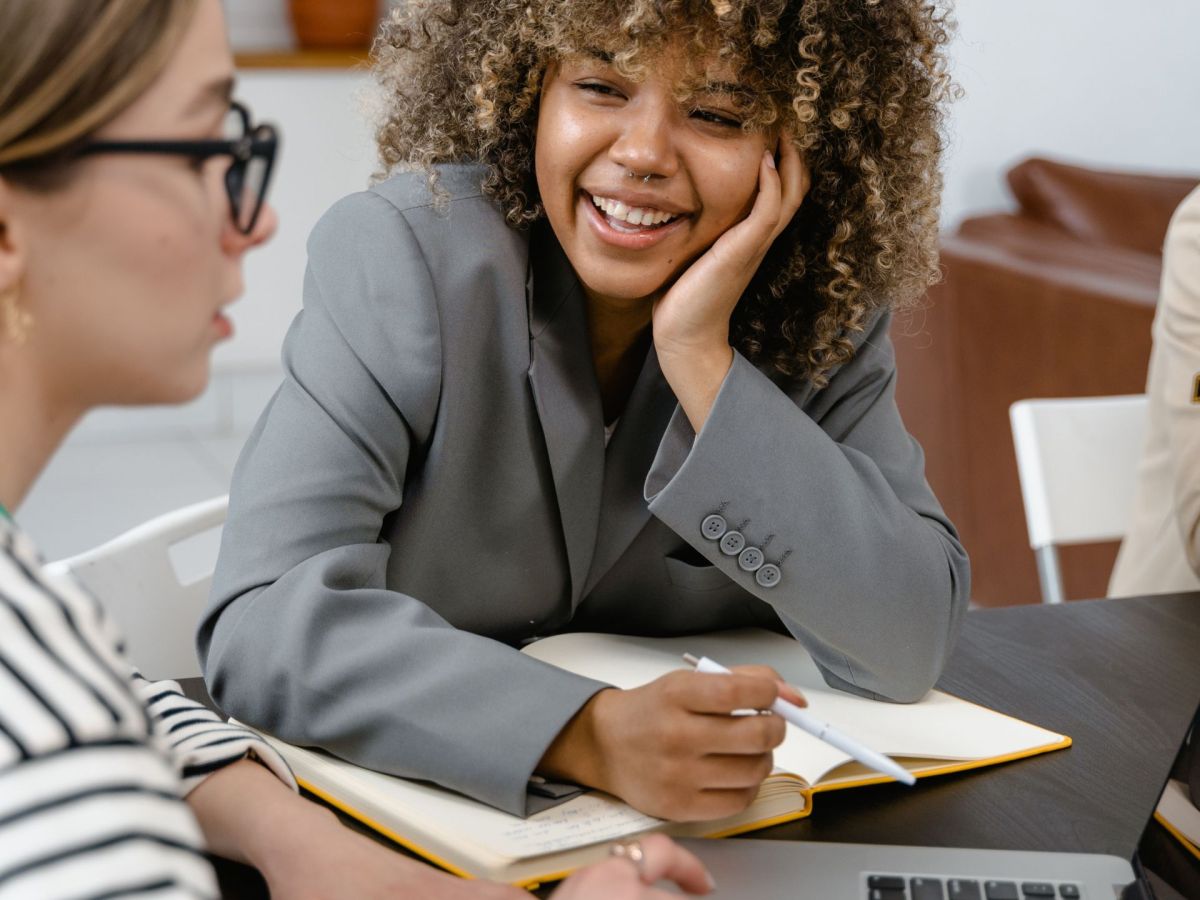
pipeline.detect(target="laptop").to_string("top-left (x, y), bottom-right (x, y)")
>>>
top-left (676, 703), bottom-right (1198, 900)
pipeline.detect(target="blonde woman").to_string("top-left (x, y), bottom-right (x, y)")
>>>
top-left (0, 1), bottom-right (707, 897)
top-left (203, 0), bottom-right (970, 825)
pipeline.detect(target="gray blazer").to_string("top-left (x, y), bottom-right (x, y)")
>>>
top-left (198, 165), bottom-right (970, 817)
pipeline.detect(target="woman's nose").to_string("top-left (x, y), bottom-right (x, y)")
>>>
top-left (608, 101), bottom-right (678, 179)
top-left (223, 202), bottom-right (278, 255)
top-left (247, 203), bottom-right (278, 247)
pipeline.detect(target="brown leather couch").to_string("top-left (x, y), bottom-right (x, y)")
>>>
top-left (891, 157), bottom-right (1199, 607)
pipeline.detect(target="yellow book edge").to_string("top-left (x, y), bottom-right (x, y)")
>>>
top-left (809, 734), bottom-right (1074, 795)
top-left (1154, 811), bottom-right (1200, 863)
top-left (298, 778), bottom-right (481, 882)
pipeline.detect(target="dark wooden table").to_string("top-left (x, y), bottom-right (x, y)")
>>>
top-left (186, 593), bottom-right (1200, 896)
top-left (757, 593), bottom-right (1200, 856)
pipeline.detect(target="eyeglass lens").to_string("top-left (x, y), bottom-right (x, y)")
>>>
top-left (222, 107), bottom-right (268, 233)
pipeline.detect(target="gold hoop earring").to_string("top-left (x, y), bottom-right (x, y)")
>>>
top-left (1, 285), bottom-right (33, 345)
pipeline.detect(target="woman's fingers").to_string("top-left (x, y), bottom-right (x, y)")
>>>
top-left (681, 710), bottom-right (787, 756)
top-left (717, 142), bottom-right (805, 273)
top-left (583, 672), bottom-right (790, 820)
top-left (694, 751), bottom-right (777, 788)
top-left (775, 134), bottom-right (810, 232)
top-left (633, 833), bottom-right (715, 894)
top-left (647, 131), bottom-right (806, 363)
top-left (702, 150), bottom-right (782, 270)
top-left (754, 147), bottom-right (785, 228)
top-left (550, 835), bottom-right (714, 898)
top-left (674, 669), bottom-right (782, 714)
top-left (741, 150), bottom-right (786, 251)
top-left (577, 665), bottom-right (810, 821)
top-left (727, 663), bottom-right (807, 708)
top-left (693, 786), bottom-right (764, 820)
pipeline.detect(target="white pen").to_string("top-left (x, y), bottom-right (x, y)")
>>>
top-left (682, 653), bottom-right (917, 786)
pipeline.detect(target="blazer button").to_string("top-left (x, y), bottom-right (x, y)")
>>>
top-left (737, 546), bottom-right (764, 572)
top-left (719, 530), bottom-right (745, 556)
top-left (701, 514), bottom-right (728, 540)
top-left (755, 564), bottom-right (782, 588)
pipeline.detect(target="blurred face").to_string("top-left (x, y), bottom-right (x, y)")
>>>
top-left (535, 45), bottom-right (771, 312)
top-left (1, 0), bottom-right (275, 410)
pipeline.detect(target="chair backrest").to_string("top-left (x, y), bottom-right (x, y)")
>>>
top-left (43, 495), bottom-right (228, 680)
top-left (1009, 395), bottom-right (1148, 603)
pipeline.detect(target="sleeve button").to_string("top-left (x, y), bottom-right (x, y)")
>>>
top-left (701, 514), bottom-right (728, 540)
top-left (719, 530), bottom-right (745, 556)
top-left (737, 546), bottom-right (764, 572)
top-left (755, 564), bottom-right (781, 588)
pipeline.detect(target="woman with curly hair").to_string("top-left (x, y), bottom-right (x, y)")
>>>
top-left (201, 0), bottom-right (970, 824)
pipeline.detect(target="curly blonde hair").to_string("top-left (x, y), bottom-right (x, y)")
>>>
top-left (373, 0), bottom-right (954, 386)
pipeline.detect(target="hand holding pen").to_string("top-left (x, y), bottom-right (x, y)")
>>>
top-left (683, 653), bottom-right (917, 786)
top-left (538, 662), bottom-right (810, 821)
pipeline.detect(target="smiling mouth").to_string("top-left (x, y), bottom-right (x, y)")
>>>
top-left (589, 193), bottom-right (682, 233)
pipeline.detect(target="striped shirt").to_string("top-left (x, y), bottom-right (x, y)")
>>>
top-left (0, 516), bottom-right (295, 899)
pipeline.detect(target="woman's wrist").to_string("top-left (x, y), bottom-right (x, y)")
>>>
top-left (187, 757), bottom-right (336, 873)
top-left (656, 342), bottom-right (734, 433)
top-left (246, 798), bottom-right (344, 883)
top-left (537, 688), bottom-right (616, 793)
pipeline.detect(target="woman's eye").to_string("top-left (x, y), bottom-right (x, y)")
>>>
top-left (691, 108), bottom-right (742, 128)
top-left (576, 81), bottom-right (622, 98)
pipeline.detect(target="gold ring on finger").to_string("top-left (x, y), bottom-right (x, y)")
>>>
top-left (609, 838), bottom-right (648, 881)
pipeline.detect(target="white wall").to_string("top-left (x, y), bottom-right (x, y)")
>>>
top-left (942, 0), bottom-right (1200, 228)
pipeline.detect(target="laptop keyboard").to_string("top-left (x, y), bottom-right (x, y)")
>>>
top-left (867, 874), bottom-right (1083, 899)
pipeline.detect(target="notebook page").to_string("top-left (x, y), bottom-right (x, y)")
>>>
top-left (522, 629), bottom-right (1066, 786)
top-left (262, 734), bottom-right (663, 859)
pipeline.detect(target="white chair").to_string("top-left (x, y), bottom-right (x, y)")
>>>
top-left (43, 495), bottom-right (228, 680)
top-left (1009, 395), bottom-right (1149, 605)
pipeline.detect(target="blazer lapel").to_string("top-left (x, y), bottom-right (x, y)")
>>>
top-left (583, 345), bottom-right (678, 599)
top-left (526, 223), bottom-right (604, 605)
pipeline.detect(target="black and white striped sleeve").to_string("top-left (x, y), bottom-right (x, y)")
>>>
top-left (136, 673), bottom-right (295, 795)
top-left (0, 524), bottom-right (290, 899)
top-left (0, 531), bottom-right (217, 898)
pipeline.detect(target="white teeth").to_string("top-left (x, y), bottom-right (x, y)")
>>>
top-left (591, 194), bottom-right (679, 228)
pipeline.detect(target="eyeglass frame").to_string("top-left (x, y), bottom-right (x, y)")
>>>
top-left (75, 101), bottom-right (278, 235)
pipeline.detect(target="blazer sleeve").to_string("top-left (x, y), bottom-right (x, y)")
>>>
top-left (197, 191), bottom-right (606, 817)
top-left (644, 309), bottom-right (970, 702)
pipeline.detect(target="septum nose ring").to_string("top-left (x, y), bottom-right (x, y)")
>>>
top-left (627, 170), bottom-right (653, 184)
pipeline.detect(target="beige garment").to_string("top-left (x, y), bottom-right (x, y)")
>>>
top-left (1110, 186), bottom-right (1200, 597)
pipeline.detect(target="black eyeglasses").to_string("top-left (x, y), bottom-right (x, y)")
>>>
top-left (77, 101), bottom-right (278, 234)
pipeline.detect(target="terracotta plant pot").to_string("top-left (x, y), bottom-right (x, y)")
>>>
top-left (288, 0), bottom-right (379, 50)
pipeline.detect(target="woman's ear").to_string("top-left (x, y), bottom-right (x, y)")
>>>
top-left (0, 178), bottom-right (27, 294)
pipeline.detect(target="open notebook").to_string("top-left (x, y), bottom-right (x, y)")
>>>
top-left (248, 628), bottom-right (1070, 887)
top-left (1155, 780), bottom-right (1200, 862)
